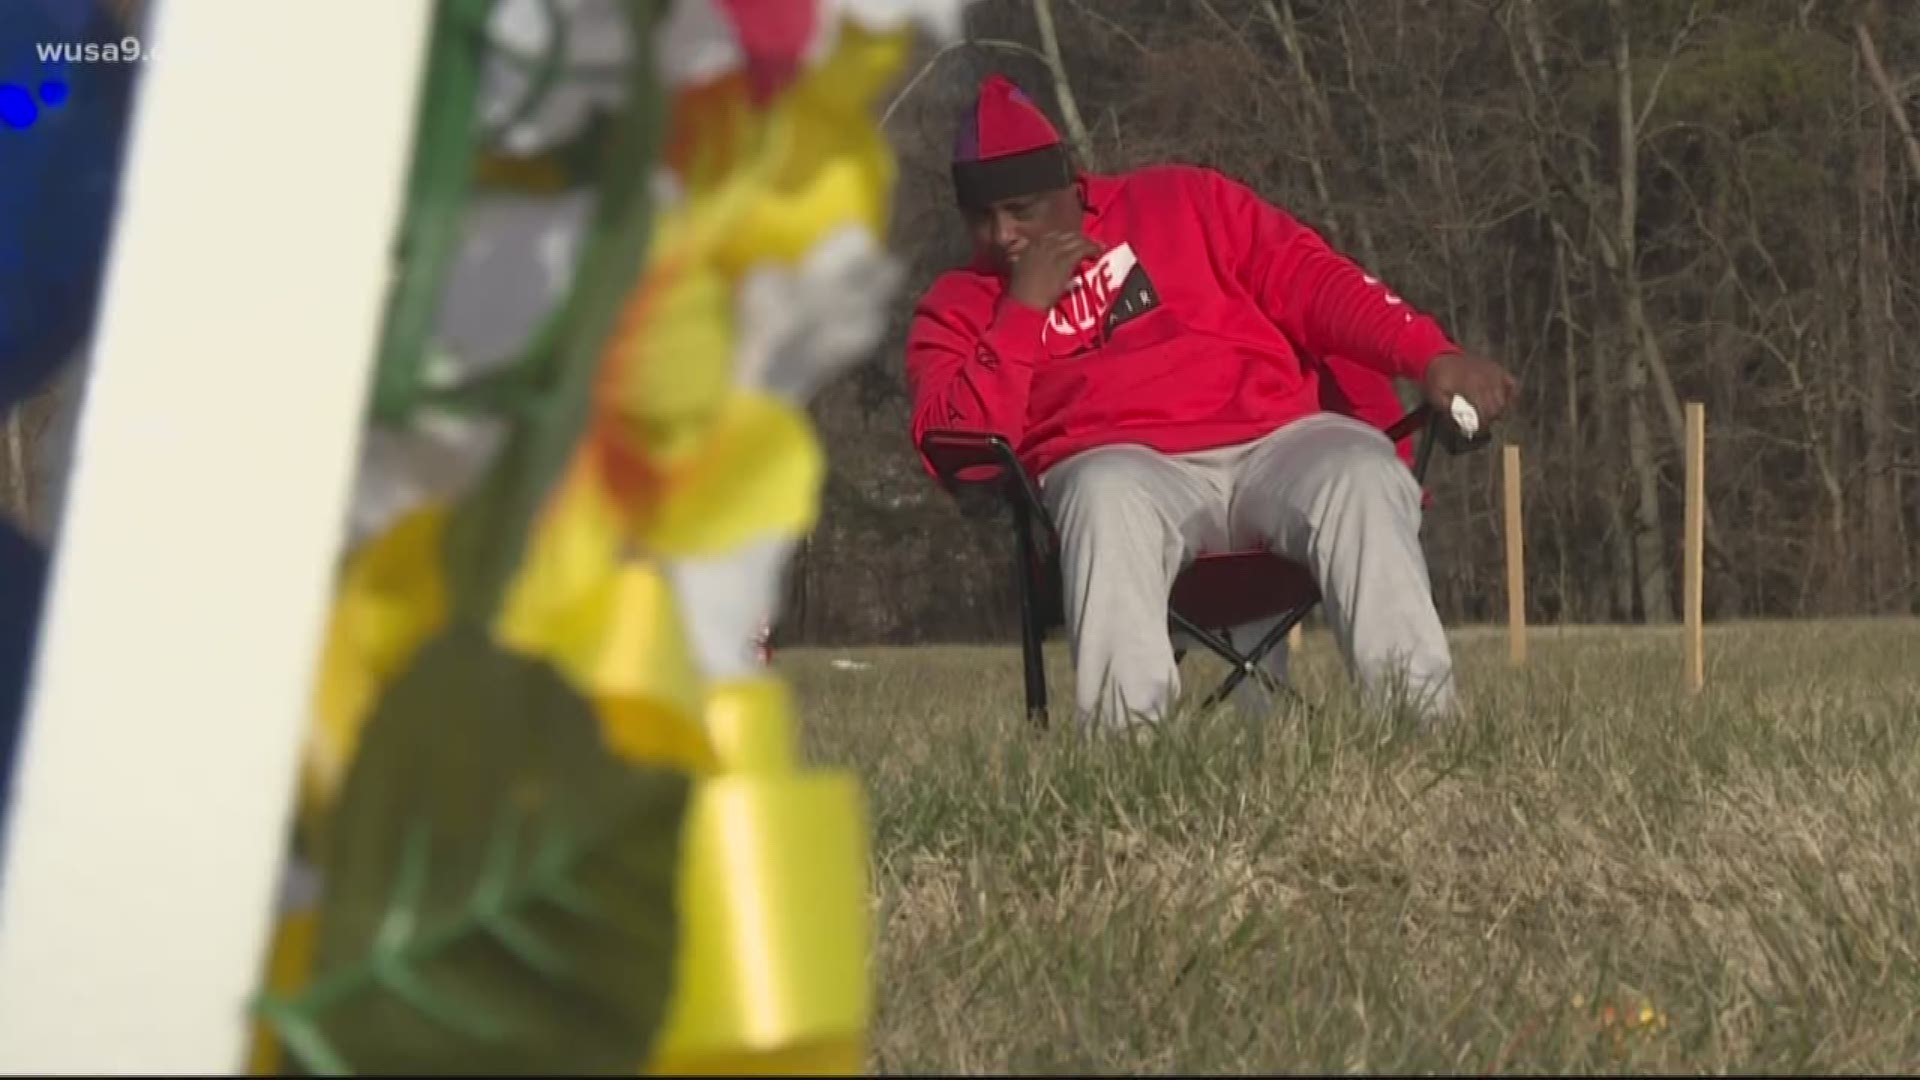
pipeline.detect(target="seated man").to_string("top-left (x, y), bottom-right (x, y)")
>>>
top-left (904, 74), bottom-right (1517, 730)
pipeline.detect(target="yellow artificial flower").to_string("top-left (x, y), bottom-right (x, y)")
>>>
top-left (280, 14), bottom-right (915, 1075)
top-left (641, 391), bottom-right (823, 555)
top-left (303, 486), bottom-right (717, 826)
top-left (710, 26), bottom-right (908, 275)
top-left (302, 505), bottom-right (449, 822)
top-left (601, 258), bottom-right (739, 463)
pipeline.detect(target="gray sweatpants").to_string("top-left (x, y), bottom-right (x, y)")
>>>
top-left (1037, 412), bottom-right (1456, 729)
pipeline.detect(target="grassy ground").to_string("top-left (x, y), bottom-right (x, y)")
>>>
top-left (781, 620), bottom-right (1920, 1074)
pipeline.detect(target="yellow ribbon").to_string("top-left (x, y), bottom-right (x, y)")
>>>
top-left (647, 679), bottom-right (869, 1075)
top-left (254, 681), bottom-right (868, 1075)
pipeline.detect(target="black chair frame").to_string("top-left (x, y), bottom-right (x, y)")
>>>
top-left (920, 405), bottom-right (1489, 727)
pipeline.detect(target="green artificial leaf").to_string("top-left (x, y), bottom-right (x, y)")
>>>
top-left (257, 623), bottom-right (690, 1076)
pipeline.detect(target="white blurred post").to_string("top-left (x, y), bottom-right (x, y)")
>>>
top-left (0, 1), bottom-right (431, 1071)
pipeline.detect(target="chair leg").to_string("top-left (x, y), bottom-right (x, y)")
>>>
top-left (1171, 604), bottom-right (1316, 713)
top-left (1020, 583), bottom-right (1049, 728)
top-left (1012, 494), bottom-right (1050, 729)
top-left (1170, 615), bottom-right (1259, 709)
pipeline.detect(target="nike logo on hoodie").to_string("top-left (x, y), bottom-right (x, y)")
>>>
top-left (1041, 242), bottom-right (1162, 355)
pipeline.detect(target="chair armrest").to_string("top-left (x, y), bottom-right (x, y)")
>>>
top-left (1386, 402), bottom-right (1494, 487)
top-left (919, 428), bottom-right (1057, 552)
top-left (1384, 404), bottom-right (1431, 446)
top-left (921, 428), bottom-right (1019, 489)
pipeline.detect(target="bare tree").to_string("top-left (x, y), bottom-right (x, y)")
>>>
top-left (1027, 0), bottom-right (1096, 168)
top-left (1855, 0), bottom-right (1908, 610)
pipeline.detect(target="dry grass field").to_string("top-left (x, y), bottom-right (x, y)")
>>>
top-left (783, 620), bottom-right (1920, 1073)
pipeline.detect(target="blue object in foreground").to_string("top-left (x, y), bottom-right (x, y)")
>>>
top-left (0, 521), bottom-right (47, 830)
top-left (0, 0), bottom-right (140, 409)
top-left (0, 0), bottom-right (141, 834)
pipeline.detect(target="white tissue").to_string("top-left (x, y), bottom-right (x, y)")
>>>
top-left (1450, 394), bottom-right (1481, 438)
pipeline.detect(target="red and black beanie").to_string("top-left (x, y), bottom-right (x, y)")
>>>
top-left (950, 74), bottom-right (1074, 210)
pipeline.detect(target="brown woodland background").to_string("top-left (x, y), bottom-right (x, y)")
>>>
top-left (1, 0), bottom-right (1914, 648)
top-left (782, 0), bottom-right (1920, 645)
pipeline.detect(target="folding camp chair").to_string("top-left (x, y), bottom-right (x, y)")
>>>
top-left (920, 404), bottom-right (1489, 727)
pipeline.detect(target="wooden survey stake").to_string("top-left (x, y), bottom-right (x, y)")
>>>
top-left (1684, 402), bottom-right (1706, 692)
top-left (1503, 444), bottom-right (1526, 667)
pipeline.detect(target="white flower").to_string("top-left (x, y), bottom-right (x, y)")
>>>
top-left (346, 190), bottom-right (591, 548)
top-left (665, 536), bottom-right (798, 682)
top-left (731, 225), bottom-right (903, 405)
top-left (434, 190), bottom-right (593, 376)
top-left (653, 0), bottom-right (745, 90)
top-left (480, 0), bottom-right (631, 156)
top-left (347, 414), bottom-right (504, 549)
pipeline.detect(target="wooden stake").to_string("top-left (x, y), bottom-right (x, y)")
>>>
top-left (1504, 443), bottom-right (1526, 667)
top-left (1685, 402), bottom-right (1706, 692)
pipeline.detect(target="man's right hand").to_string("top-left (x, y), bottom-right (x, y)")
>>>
top-left (1423, 350), bottom-right (1518, 428)
top-left (1008, 232), bottom-right (1103, 312)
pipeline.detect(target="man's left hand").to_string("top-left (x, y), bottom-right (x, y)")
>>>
top-left (1423, 351), bottom-right (1518, 429)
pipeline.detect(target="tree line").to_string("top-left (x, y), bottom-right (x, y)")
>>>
top-left (2, 0), bottom-right (1911, 647)
top-left (785, 0), bottom-right (1920, 645)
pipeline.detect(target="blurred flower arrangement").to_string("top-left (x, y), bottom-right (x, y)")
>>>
top-left (246, 0), bottom-right (970, 1073)
top-left (1572, 991), bottom-right (1670, 1063)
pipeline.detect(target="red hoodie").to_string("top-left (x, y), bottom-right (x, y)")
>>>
top-left (906, 164), bottom-right (1459, 482)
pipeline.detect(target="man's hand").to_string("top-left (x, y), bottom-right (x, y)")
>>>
top-left (1008, 232), bottom-right (1103, 312)
top-left (1424, 351), bottom-right (1518, 430)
